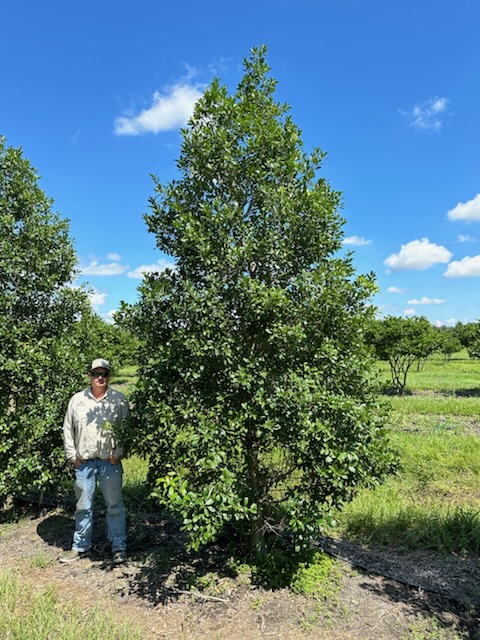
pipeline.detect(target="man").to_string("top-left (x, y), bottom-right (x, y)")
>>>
top-left (60, 358), bottom-right (130, 565)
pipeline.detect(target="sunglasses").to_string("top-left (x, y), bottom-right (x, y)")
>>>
top-left (90, 370), bottom-right (110, 378)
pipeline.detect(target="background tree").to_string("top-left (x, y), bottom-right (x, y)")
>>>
top-left (0, 136), bottom-right (96, 499)
top-left (74, 313), bottom-right (141, 371)
top-left (368, 316), bottom-right (438, 394)
top-left (121, 47), bottom-right (396, 555)
top-left (454, 321), bottom-right (480, 359)
top-left (435, 326), bottom-right (463, 361)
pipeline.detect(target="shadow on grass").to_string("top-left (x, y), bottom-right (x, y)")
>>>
top-left (381, 386), bottom-right (414, 396)
top-left (453, 387), bottom-right (480, 398)
top-left (381, 386), bottom-right (480, 399)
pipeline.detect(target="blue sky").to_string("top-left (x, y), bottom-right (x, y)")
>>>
top-left (1, 0), bottom-right (479, 326)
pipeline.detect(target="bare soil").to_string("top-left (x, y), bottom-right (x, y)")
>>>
top-left (1, 503), bottom-right (479, 639)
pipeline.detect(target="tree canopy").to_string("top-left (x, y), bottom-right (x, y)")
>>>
top-left (454, 321), bottom-right (480, 359)
top-left (368, 316), bottom-right (439, 394)
top-left (0, 136), bottom-right (97, 498)
top-left (120, 47), bottom-right (396, 555)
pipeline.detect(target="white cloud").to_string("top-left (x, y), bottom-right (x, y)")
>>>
top-left (407, 296), bottom-right (446, 305)
top-left (387, 286), bottom-right (406, 294)
top-left (114, 83), bottom-right (203, 135)
top-left (376, 304), bottom-right (396, 317)
top-left (445, 318), bottom-right (458, 327)
top-left (384, 238), bottom-right (452, 271)
top-left (404, 308), bottom-right (416, 317)
top-left (107, 252), bottom-right (122, 261)
top-left (127, 259), bottom-right (176, 279)
top-left (81, 259), bottom-right (130, 276)
top-left (458, 234), bottom-right (476, 242)
top-left (401, 96), bottom-right (449, 132)
top-left (448, 194), bottom-right (480, 222)
top-left (208, 56), bottom-right (233, 76)
top-left (434, 318), bottom-right (458, 327)
top-left (444, 255), bottom-right (480, 278)
top-left (103, 309), bottom-right (117, 324)
top-left (343, 235), bottom-right (372, 246)
top-left (88, 288), bottom-right (108, 308)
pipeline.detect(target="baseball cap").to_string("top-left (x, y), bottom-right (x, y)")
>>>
top-left (90, 358), bottom-right (111, 372)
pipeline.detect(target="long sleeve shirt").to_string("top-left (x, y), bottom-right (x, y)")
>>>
top-left (62, 386), bottom-right (130, 463)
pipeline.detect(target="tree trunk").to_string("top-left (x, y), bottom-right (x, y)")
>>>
top-left (246, 425), bottom-right (266, 557)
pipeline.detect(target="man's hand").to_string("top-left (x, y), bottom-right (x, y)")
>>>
top-left (109, 454), bottom-right (121, 464)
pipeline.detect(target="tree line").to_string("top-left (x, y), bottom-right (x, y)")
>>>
top-left (1, 46), bottom-right (476, 556)
top-left (367, 316), bottom-right (480, 395)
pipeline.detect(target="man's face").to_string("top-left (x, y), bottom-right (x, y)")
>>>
top-left (89, 368), bottom-right (110, 391)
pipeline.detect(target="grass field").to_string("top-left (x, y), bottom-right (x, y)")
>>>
top-left (337, 352), bottom-right (480, 555)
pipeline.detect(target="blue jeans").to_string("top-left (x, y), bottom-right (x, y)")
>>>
top-left (72, 459), bottom-right (126, 553)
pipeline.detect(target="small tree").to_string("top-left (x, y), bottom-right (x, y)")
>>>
top-left (436, 326), bottom-right (462, 361)
top-left (0, 136), bottom-right (95, 499)
top-left (368, 316), bottom-right (438, 394)
top-left (454, 321), bottom-right (480, 359)
top-left (121, 47), bottom-right (396, 555)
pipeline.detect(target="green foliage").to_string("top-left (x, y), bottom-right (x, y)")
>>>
top-left (435, 326), bottom-right (462, 361)
top-left (0, 136), bottom-right (97, 498)
top-left (70, 314), bottom-right (141, 373)
top-left (454, 321), bottom-right (480, 359)
top-left (121, 46), bottom-right (397, 555)
top-left (368, 316), bottom-right (439, 394)
top-left (251, 548), bottom-right (341, 597)
top-left (290, 551), bottom-right (341, 599)
top-left (89, 316), bottom-right (141, 369)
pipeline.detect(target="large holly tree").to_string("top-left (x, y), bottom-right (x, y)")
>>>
top-left (0, 136), bottom-right (97, 499)
top-left (121, 47), bottom-right (396, 555)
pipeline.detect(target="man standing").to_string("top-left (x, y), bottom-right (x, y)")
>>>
top-left (60, 358), bottom-right (130, 565)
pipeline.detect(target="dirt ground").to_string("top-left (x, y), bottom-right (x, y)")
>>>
top-left (1, 503), bottom-right (479, 640)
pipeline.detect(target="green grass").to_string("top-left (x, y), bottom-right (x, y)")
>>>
top-left (377, 352), bottom-right (480, 393)
top-left (122, 455), bottom-right (151, 510)
top-left (338, 485), bottom-right (480, 554)
top-left (111, 365), bottom-right (138, 397)
top-left (389, 394), bottom-right (480, 417)
top-left (0, 571), bottom-right (144, 640)
top-left (335, 353), bottom-right (480, 554)
top-left (393, 430), bottom-right (480, 492)
top-left (29, 552), bottom-right (56, 569)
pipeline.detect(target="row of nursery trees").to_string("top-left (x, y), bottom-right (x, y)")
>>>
top-left (1, 47), bottom-right (478, 555)
top-left (0, 136), bottom-right (138, 500)
top-left (368, 316), bottom-right (480, 395)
